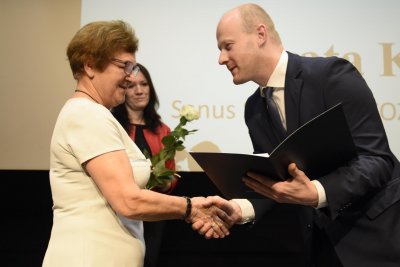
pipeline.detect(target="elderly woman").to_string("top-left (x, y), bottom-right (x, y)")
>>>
top-left (43, 20), bottom-right (233, 267)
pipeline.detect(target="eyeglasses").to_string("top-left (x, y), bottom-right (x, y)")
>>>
top-left (111, 58), bottom-right (140, 76)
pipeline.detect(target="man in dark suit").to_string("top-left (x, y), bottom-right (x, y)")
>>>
top-left (215, 3), bottom-right (400, 267)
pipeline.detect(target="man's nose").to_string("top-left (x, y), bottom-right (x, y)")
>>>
top-left (218, 51), bottom-right (227, 65)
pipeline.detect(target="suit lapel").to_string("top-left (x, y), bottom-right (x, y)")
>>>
top-left (284, 52), bottom-right (303, 135)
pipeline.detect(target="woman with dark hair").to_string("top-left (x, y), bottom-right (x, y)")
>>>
top-left (112, 63), bottom-right (177, 267)
top-left (111, 63), bottom-right (177, 192)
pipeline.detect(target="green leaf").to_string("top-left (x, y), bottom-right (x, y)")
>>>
top-left (170, 131), bottom-right (180, 138)
top-left (159, 149), bottom-right (174, 161)
top-left (149, 154), bottom-right (160, 166)
top-left (176, 144), bottom-right (185, 151)
top-left (145, 112), bottom-right (197, 189)
top-left (162, 135), bottom-right (175, 147)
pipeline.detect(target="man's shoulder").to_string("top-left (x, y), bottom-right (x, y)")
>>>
top-left (287, 51), bottom-right (352, 77)
top-left (288, 51), bottom-right (350, 67)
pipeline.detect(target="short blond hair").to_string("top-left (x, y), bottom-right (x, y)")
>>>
top-left (67, 20), bottom-right (139, 80)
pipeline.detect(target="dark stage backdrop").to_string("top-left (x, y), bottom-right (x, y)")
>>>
top-left (1, 170), bottom-right (307, 267)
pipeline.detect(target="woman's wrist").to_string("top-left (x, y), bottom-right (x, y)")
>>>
top-left (183, 196), bottom-right (192, 222)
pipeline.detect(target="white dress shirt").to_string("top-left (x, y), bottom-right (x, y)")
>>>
top-left (233, 50), bottom-right (327, 224)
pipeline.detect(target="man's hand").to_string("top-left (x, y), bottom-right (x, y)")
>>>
top-left (189, 196), bottom-right (238, 239)
top-left (208, 195), bottom-right (242, 224)
top-left (188, 196), bottom-right (242, 239)
top-left (243, 163), bottom-right (319, 207)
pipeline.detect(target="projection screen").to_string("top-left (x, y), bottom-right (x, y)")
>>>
top-left (82, 0), bottom-right (400, 171)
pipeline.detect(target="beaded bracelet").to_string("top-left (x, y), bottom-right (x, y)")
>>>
top-left (183, 196), bottom-right (192, 221)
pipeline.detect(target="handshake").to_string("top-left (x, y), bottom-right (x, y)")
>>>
top-left (185, 196), bottom-right (244, 239)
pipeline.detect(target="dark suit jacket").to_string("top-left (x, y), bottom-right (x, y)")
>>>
top-left (244, 52), bottom-right (400, 267)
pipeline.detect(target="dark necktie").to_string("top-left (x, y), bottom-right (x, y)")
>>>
top-left (263, 87), bottom-right (286, 142)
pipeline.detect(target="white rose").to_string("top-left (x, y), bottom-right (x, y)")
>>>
top-left (180, 105), bottom-right (199, 121)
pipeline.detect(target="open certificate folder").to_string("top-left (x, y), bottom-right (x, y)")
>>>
top-left (190, 103), bottom-right (357, 199)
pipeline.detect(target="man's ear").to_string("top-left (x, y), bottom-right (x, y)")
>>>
top-left (256, 24), bottom-right (267, 47)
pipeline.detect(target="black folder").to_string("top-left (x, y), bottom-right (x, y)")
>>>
top-left (190, 103), bottom-right (357, 199)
